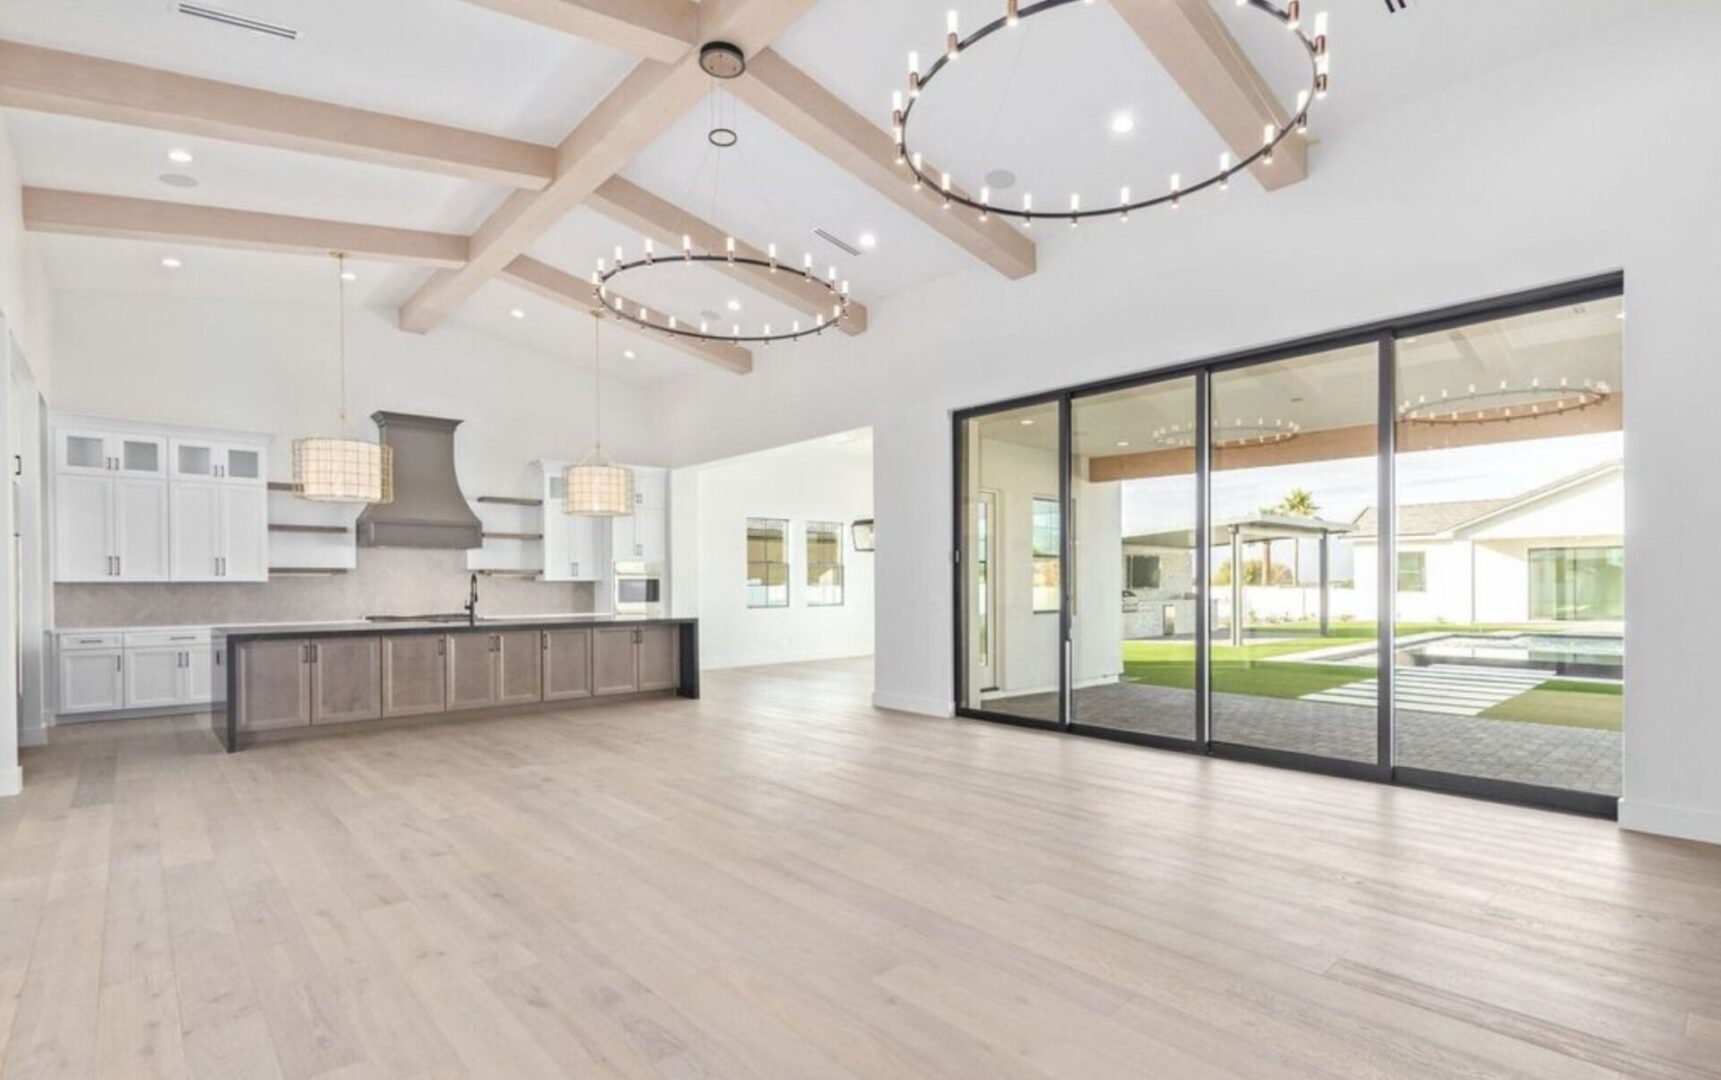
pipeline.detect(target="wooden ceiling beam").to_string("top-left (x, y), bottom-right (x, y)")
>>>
top-left (399, 0), bottom-right (820, 335)
top-left (501, 256), bottom-right (754, 374)
top-left (732, 49), bottom-right (1036, 280)
top-left (0, 40), bottom-right (555, 190)
top-left (457, 0), bottom-right (697, 64)
top-left (1108, 0), bottom-right (1307, 189)
top-left (21, 187), bottom-right (469, 266)
top-left (588, 176), bottom-right (869, 335)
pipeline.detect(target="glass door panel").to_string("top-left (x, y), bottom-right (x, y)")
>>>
top-left (959, 401), bottom-right (1063, 724)
top-left (1393, 296), bottom-right (1623, 796)
top-left (1068, 377), bottom-right (1198, 741)
top-left (1209, 344), bottom-right (1380, 764)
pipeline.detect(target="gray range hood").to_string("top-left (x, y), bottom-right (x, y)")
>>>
top-left (356, 411), bottom-right (483, 549)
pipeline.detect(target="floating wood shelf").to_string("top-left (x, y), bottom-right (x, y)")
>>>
top-left (267, 481), bottom-right (298, 493)
top-left (478, 495), bottom-right (542, 507)
top-left (267, 567), bottom-right (350, 575)
top-left (477, 569), bottom-right (542, 578)
top-left (268, 523), bottom-right (350, 535)
top-left (482, 531), bottom-right (543, 542)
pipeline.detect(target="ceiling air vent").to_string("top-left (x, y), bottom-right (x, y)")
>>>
top-left (176, 3), bottom-right (299, 41)
top-left (813, 228), bottom-right (861, 257)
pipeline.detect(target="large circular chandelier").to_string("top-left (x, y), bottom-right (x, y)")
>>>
top-left (1398, 379), bottom-right (1612, 426)
top-left (894, 0), bottom-right (1330, 225)
top-left (589, 43), bottom-right (852, 348)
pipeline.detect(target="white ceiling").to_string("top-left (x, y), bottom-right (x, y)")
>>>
top-left (2, 0), bottom-right (1645, 386)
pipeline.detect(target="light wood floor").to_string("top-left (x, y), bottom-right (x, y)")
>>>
top-left (3, 658), bottom-right (1719, 1079)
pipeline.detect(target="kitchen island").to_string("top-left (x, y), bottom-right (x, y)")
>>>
top-left (210, 615), bottom-right (698, 751)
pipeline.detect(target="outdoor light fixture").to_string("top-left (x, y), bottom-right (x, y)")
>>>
top-left (1397, 379), bottom-right (1611, 426)
top-left (894, 0), bottom-right (1330, 226)
top-left (1153, 418), bottom-right (1302, 450)
top-left (292, 253), bottom-right (394, 504)
top-left (590, 42), bottom-right (851, 348)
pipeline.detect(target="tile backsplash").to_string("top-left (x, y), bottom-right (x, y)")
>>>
top-left (54, 547), bottom-right (599, 628)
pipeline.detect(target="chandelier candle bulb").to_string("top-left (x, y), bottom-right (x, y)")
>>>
top-left (1297, 90), bottom-right (1311, 132)
top-left (682, 234), bottom-right (692, 258)
top-left (1263, 124), bottom-right (1278, 165)
top-left (1287, 1), bottom-right (1301, 31)
top-left (1314, 11), bottom-right (1329, 54)
top-left (1220, 151), bottom-right (1233, 189)
top-left (1006, 0), bottom-right (1019, 26)
top-left (1170, 173), bottom-right (1182, 208)
top-left (643, 237), bottom-right (654, 263)
top-left (908, 52), bottom-right (920, 97)
top-left (947, 10), bottom-right (960, 61)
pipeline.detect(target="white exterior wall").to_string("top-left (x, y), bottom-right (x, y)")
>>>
top-left (654, 4), bottom-right (1721, 842)
top-left (682, 438), bottom-right (874, 669)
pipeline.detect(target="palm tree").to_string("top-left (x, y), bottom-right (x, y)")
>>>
top-left (1261, 488), bottom-right (1320, 585)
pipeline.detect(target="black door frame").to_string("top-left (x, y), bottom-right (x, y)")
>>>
top-left (950, 272), bottom-right (1624, 818)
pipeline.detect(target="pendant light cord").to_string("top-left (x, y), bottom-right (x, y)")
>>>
top-left (336, 253), bottom-right (350, 435)
top-left (592, 312), bottom-right (603, 454)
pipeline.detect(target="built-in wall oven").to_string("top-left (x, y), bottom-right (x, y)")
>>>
top-left (614, 561), bottom-right (663, 616)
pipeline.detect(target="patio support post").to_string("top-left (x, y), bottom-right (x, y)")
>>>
top-left (1376, 333), bottom-right (1398, 772)
top-left (1319, 530), bottom-right (1331, 636)
top-left (1230, 525), bottom-right (1244, 648)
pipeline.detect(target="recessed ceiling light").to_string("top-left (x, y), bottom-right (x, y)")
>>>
top-left (160, 256), bottom-right (183, 269)
top-left (340, 270), bottom-right (357, 282)
top-left (1116, 440), bottom-right (1131, 448)
top-left (1616, 311), bottom-right (1627, 320)
top-left (1109, 111), bottom-right (1136, 135)
top-left (858, 232), bottom-right (878, 250)
top-left (725, 298), bottom-right (741, 312)
top-left (623, 349), bottom-right (636, 359)
top-left (509, 308), bottom-right (525, 320)
top-left (1019, 418), bottom-right (1035, 427)
top-left (166, 148), bottom-right (194, 165)
top-left (158, 173), bottom-right (199, 188)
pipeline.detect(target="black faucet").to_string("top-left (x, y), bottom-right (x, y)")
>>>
top-left (464, 572), bottom-right (479, 625)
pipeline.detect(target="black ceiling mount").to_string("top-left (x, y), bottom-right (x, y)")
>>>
top-left (699, 41), bottom-right (746, 79)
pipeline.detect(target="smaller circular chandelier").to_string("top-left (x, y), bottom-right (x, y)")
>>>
top-left (292, 253), bottom-right (394, 504)
top-left (589, 41), bottom-right (852, 348)
top-left (1154, 418), bottom-right (1301, 451)
top-left (592, 239), bottom-right (851, 346)
top-left (894, 0), bottom-right (1330, 225)
top-left (1398, 378), bottom-right (1612, 426)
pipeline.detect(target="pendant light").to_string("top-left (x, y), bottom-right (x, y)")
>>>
top-left (564, 311), bottom-right (634, 517)
top-left (291, 253), bottom-right (394, 503)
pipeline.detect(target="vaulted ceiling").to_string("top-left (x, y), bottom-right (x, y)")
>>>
top-left (0, 0), bottom-right (1643, 385)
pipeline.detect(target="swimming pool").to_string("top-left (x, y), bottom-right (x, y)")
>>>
top-left (1396, 634), bottom-right (1623, 679)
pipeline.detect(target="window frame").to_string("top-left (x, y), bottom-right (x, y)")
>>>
top-left (1396, 550), bottom-right (1428, 593)
top-left (805, 520), bottom-right (846, 607)
top-left (745, 516), bottom-right (791, 609)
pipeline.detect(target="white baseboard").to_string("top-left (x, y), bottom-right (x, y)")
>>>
top-left (702, 648), bottom-right (873, 671)
top-left (18, 726), bottom-right (46, 748)
top-left (0, 765), bottom-right (20, 798)
top-left (1618, 798), bottom-right (1721, 846)
top-left (871, 690), bottom-right (953, 718)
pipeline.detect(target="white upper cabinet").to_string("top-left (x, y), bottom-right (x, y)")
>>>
top-left (540, 467), bottom-right (610, 582)
top-left (632, 466), bottom-right (668, 511)
top-left (170, 438), bottom-right (266, 485)
top-left (53, 416), bottom-right (269, 584)
top-left (57, 430), bottom-right (166, 478)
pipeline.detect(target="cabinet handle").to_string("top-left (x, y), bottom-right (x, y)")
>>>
top-left (437, 638), bottom-right (445, 656)
top-left (310, 643), bottom-right (318, 663)
top-left (115, 655), bottom-right (122, 672)
top-left (572, 561), bottom-right (578, 577)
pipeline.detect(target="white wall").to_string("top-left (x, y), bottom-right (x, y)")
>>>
top-left (681, 434), bottom-right (873, 669)
top-left (49, 291), bottom-right (664, 494)
top-left (654, 4), bottom-right (1721, 842)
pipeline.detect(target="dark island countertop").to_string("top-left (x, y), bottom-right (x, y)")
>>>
top-left (213, 613), bottom-right (696, 642)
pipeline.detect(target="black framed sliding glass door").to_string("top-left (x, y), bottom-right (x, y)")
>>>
top-left (952, 275), bottom-right (1624, 817)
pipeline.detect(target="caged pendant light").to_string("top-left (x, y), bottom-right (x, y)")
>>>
top-left (292, 254), bottom-right (393, 504)
top-left (564, 312), bottom-right (635, 518)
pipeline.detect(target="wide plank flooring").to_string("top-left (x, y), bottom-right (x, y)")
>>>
top-left (3, 657), bottom-right (1719, 1079)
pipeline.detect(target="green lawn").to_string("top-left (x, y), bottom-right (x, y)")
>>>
top-left (1120, 638), bottom-right (1624, 731)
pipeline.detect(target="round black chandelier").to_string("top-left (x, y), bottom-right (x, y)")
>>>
top-left (893, 0), bottom-right (1331, 225)
top-left (589, 42), bottom-right (853, 348)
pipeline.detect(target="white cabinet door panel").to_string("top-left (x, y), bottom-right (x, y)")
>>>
top-left (220, 486), bottom-right (268, 581)
top-left (124, 646), bottom-right (184, 709)
top-left (171, 482), bottom-right (222, 581)
top-left (54, 474), bottom-right (114, 582)
top-left (113, 480), bottom-right (170, 581)
top-left (59, 649), bottom-right (124, 713)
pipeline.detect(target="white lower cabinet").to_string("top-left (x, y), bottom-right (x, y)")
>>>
top-left (56, 628), bottom-right (214, 717)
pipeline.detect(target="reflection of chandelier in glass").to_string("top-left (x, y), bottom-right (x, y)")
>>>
top-left (1153, 418), bottom-right (1301, 450)
top-left (1398, 378), bottom-right (1611, 425)
top-left (894, 0), bottom-right (1330, 226)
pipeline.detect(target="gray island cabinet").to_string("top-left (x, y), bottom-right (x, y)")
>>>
top-left (212, 616), bottom-right (698, 751)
